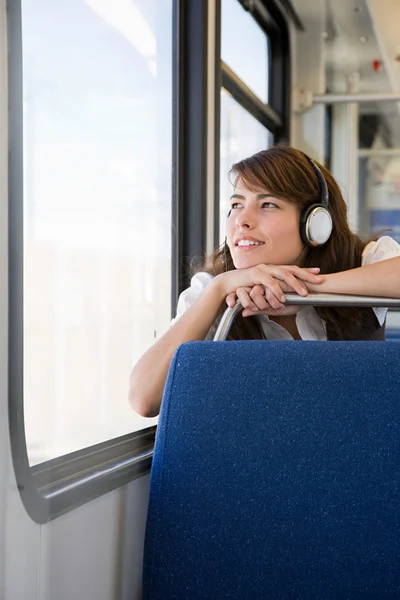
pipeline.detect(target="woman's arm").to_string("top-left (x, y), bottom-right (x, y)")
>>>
top-left (307, 257), bottom-right (400, 297)
top-left (129, 279), bottom-right (227, 417)
top-left (129, 265), bottom-right (323, 417)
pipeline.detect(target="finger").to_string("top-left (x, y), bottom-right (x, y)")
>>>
top-left (280, 280), bottom-right (299, 294)
top-left (242, 307), bottom-right (269, 317)
top-left (236, 287), bottom-right (258, 312)
top-left (276, 271), bottom-right (309, 296)
top-left (267, 265), bottom-right (324, 285)
top-left (265, 287), bottom-right (286, 310)
top-left (243, 304), bottom-right (303, 317)
top-left (262, 278), bottom-right (287, 305)
top-left (249, 285), bottom-right (269, 310)
top-left (226, 292), bottom-right (237, 308)
top-left (254, 266), bottom-right (310, 295)
top-left (297, 271), bottom-right (324, 284)
top-left (283, 266), bottom-right (324, 284)
top-left (268, 304), bottom-right (302, 316)
top-left (226, 287), bottom-right (252, 307)
top-left (242, 299), bottom-right (272, 317)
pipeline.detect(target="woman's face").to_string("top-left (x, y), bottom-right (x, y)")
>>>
top-left (226, 179), bottom-right (304, 270)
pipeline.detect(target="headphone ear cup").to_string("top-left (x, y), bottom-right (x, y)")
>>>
top-left (300, 204), bottom-right (333, 247)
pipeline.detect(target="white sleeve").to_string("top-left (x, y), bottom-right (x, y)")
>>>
top-left (170, 272), bottom-right (214, 326)
top-left (361, 236), bottom-right (400, 325)
top-left (362, 236), bottom-right (400, 265)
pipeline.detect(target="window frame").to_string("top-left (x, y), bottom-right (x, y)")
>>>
top-left (221, 0), bottom-right (290, 132)
top-left (172, 0), bottom-right (214, 295)
top-left (8, 0), bottom-right (291, 524)
top-left (216, 0), bottom-right (291, 245)
top-left (7, 0), bottom-right (175, 523)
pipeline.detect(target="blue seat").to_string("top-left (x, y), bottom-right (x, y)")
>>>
top-left (143, 341), bottom-right (400, 599)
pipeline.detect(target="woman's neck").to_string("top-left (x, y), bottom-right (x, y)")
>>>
top-left (269, 315), bottom-right (301, 340)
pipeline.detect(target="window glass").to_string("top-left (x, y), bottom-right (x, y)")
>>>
top-left (359, 151), bottom-right (400, 244)
top-left (358, 103), bottom-right (400, 329)
top-left (21, 0), bottom-right (172, 465)
top-left (221, 0), bottom-right (269, 103)
top-left (358, 103), bottom-right (400, 243)
top-left (219, 89), bottom-right (272, 243)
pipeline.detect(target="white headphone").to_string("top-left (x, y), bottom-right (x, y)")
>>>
top-left (299, 155), bottom-right (333, 247)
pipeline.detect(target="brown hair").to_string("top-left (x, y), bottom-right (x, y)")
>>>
top-left (197, 145), bottom-right (376, 340)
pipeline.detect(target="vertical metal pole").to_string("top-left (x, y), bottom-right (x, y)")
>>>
top-left (331, 74), bottom-right (359, 232)
top-left (348, 102), bottom-right (359, 232)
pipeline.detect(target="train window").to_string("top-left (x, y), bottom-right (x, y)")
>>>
top-left (218, 1), bottom-right (280, 244)
top-left (358, 104), bottom-right (400, 243)
top-left (357, 103), bottom-right (400, 330)
top-left (221, 0), bottom-right (269, 103)
top-left (219, 88), bottom-right (272, 242)
top-left (20, 0), bottom-right (172, 465)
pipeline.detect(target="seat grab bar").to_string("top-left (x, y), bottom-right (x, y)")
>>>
top-left (213, 293), bottom-right (400, 342)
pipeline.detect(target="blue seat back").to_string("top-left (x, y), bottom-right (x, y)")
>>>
top-left (143, 341), bottom-right (400, 599)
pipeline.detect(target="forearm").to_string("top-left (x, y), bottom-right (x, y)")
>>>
top-left (129, 278), bottom-right (226, 417)
top-left (307, 257), bottom-right (400, 297)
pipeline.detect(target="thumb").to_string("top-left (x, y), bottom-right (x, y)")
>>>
top-left (226, 292), bottom-right (236, 308)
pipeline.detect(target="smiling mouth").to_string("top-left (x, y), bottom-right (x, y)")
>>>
top-left (235, 240), bottom-right (265, 249)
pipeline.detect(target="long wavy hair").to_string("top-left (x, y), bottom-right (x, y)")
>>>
top-left (197, 145), bottom-right (376, 340)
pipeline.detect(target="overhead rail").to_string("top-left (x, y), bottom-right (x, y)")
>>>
top-left (214, 294), bottom-right (400, 341)
top-left (294, 88), bottom-right (400, 113)
top-left (313, 92), bottom-right (400, 104)
top-left (358, 148), bottom-right (400, 157)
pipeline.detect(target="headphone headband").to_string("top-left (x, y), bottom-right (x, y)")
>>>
top-left (303, 155), bottom-right (329, 209)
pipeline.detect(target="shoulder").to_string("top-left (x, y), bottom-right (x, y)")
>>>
top-left (171, 272), bottom-right (214, 324)
top-left (362, 236), bottom-right (400, 266)
top-left (183, 272), bottom-right (215, 295)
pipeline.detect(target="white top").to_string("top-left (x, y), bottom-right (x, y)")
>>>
top-left (171, 236), bottom-right (400, 341)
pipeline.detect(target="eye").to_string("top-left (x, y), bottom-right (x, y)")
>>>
top-left (262, 202), bottom-right (278, 209)
top-left (230, 202), bottom-right (243, 210)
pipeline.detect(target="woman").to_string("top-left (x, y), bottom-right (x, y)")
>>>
top-left (129, 145), bottom-right (400, 417)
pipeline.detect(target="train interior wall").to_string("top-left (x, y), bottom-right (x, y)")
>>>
top-left (2, 0), bottom-right (399, 599)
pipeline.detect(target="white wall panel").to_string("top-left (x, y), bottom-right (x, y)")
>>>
top-left (40, 478), bottom-right (150, 600)
top-left (290, 0), bottom-right (326, 161)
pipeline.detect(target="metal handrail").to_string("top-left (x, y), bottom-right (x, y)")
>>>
top-left (313, 92), bottom-right (400, 104)
top-left (213, 293), bottom-right (400, 342)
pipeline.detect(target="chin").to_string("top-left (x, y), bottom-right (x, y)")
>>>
top-left (233, 256), bottom-right (260, 270)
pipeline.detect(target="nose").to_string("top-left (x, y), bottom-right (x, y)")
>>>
top-left (236, 205), bottom-right (256, 229)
